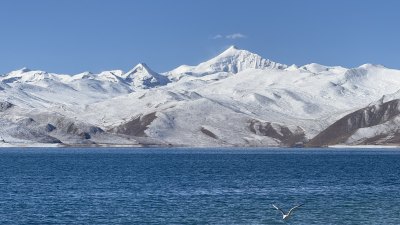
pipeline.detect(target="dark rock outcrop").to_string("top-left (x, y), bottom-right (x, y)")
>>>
top-left (0, 101), bottom-right (14, 112)
top-left (249, 119), bottom-right (306, 146)
top-left (6, 114), bottom-right (106, 144)
top-left (51, 118), bottom-right (104, 137)
top-left (200, 127), bottom-right (218, 139)
top-left (45, 124), bottom-right (56, 132)
top-left (80, 132), bottom-right (91, 139)
top-left (359, 132), bottom-right (400, 145)
top-left (10, 128), bottom-right (62, 144)
top-left (308, 99), bottom-right (400, 146)
top-left (112, 112), bottom-right (157, 137)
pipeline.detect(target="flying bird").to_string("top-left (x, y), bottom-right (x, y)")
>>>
top-left (272, 203), bottom-right (304, 220)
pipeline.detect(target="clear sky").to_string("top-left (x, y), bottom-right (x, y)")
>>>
top-left (1, 0), bottom-right (400, 74)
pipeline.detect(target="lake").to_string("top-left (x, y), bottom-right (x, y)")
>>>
top-left (0, 148), bottom-right (399, 224)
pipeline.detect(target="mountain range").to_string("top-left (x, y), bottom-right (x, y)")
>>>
top-left (1, 45), bottom-right (400, 147)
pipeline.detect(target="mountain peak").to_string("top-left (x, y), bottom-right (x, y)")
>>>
top-left (226, 45), bottom-right (239, 51)
top-left (127, 63), bottom-right (155, 76)
top-left (8, 67), bottom-right (32, 75)
top-left (167, 46), bottom-right (287, 76)
top-left (4, 67), bottom-right (44, 80)
top-left (135, 62), bottom-right (149, 69)
top-left (124, 63), bottom-right (169, 88)
top-left (19, 67), bottom-right (32, 73)
top-left (219, 45), bottom-right (244, 56)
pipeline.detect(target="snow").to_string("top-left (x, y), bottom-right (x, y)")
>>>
top-left (123, 63), bottom-right (170, 88)
top-left (1, 46), bottom-right (400, 147)
top-left (328, 145), bottom-right (399, 148)
top-left (166, 45), bottom-right (287, 79)
top-left (346, 116), bottom-right (400, 145)
top-left (299, 63), bottom-right (346, 74)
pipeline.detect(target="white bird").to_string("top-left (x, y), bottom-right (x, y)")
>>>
top-left (272, 204), bottom-right (304, 220)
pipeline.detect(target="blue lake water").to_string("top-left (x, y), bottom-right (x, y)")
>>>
top-left (0, 148), bottom-right (399, 224)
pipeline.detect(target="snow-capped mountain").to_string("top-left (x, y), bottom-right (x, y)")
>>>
top-left (166, 46), bottom-right (287, 79)
top-left (308, 98), bottom-right (400, 146)
top-left (123, 63), bottom-right (170, 88)
top-left (1, 46), bottom-right (400, 147)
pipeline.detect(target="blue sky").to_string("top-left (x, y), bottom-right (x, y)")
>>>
top-left (1, 0), bottom-right (400, 74)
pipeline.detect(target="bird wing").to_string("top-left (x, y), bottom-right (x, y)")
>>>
top-left (287, 204), bottom-right (304, 216)
top-left (272, 204), bottom-right (286, 215)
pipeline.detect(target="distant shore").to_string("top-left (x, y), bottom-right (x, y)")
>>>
top-left (0, 143), bottom-right (399, 149)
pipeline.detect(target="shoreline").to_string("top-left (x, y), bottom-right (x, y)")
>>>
top-left (0, 143), bottom-right (399, 149)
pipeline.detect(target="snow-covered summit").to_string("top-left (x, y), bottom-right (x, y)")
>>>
top-left (2, 46), bottom-right (400, 147)
top-left (71, 71), bottom-right (95, 80)
top-left (1, 68), bottom-right (56, 83)
top-left (123, 63), bottom-right (170, 88)
top-left (167, 45), bottom-right (287, 77)
top-left (13, 67), bottom-right (32, 74)
top-left (97, 70), bottom-right (125, 83)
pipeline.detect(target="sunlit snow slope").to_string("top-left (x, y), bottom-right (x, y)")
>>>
top-left (1, 46), bottom-right (400, 147)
